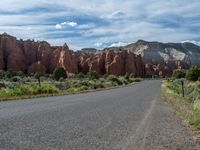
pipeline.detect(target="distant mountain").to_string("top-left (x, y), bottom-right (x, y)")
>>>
top-left (104, 40), bottom-right (200, 76)
top-left (126, 40), bottom-right (200, 66)
top-left (79, 48), bottom-right (99, 54)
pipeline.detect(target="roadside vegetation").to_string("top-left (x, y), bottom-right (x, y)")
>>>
top-left (0, 68), bottom-right (142, 101)
top-left (162, 66), bottom-right (200, 131)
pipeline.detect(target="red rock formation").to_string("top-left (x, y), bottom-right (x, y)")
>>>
top-left (0, 33), bottom-right (26, 71)
top-left (22, 40), bottom-right (39, 66)
top-left (125, 51), bottom-right (137, 75)
top-left (89, 52), bottom-right (106, 75)
top-left (37, 42), bottom-right (52, 72)
top-left (28, 61), bottom-right (46, 75)
top-left (0, 33), bottom-right (146, 77)
top-left (50, 44), bottom-right (78, 75)
top-left (105, 51), bottom-right (125, 76)
top-left (0, 43), bottom-right (4, 70)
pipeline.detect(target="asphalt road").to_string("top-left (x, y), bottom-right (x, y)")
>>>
top-left (0, 80), bottom-right (199, 150)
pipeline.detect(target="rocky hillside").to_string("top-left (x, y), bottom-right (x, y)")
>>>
top-left (0, 33), bottom-right (145, 77)
top-left (105, 40), bottom-right (200, 77)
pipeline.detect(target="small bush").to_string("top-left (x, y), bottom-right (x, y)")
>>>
top-left (53, 67), bottom-right (67, 81)
top-left (76, 72), bottom-right (85, 79)
top-left (119, 77), bottom-right (129, 85)
top-left (124, 73), bottom-right (130, 81)
top-left (79, 86), bottom-right (89, 91)
top-left (67, 87), bottom-right (78, 93)
top-left (16, 71), bottom-right (25, 77)
top-left (6, 69), bottom-right (17, 78)
top-left (55, 82), bottom-right (70, 90)
top-left (107, 75), bottom-right (123, 85)
top-left (95, 81), bottom-right (105, 89)
top-left (0, 70), bottom-right (6, 79)
top-left (172, 70), bottom-right (186, 79)
top-left (23, 77), bottom-right (37, 82)
top-left (103, 81), bottom-right (113, 87)
top-left (71, 80), bottom-right (82, 88)
top-left (80, 80), bottom-right (90, 87)
top-left (0, 82), bottom-right (6, 89)
top-left (11, 76), bottom-right (22, 82)
top-left (186, 66), bottom-right (200, 81)
top-left (87, 71), bottom-right (100, 80)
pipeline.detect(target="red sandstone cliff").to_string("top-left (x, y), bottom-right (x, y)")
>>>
top-left (0, 33), bottom-right (145, 77)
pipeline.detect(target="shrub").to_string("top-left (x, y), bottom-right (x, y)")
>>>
top-left (186, 66), bottom-right (200, 81)
top-left (103, 81), bottom-right (113, 87)
top-left (80, 80), bottom-right (90, 87)
top-left (79, 86), bottom-right (89, 91)
top-left (95, 81), bottom-right (105, 89)
top-left (119, 77), bottom-right (129, 85)
top-left (103, 74), bottom-right (108, 79)
top-left (0, 84), bottom-right (59, 97)
top-left (172, 70), bottom-right (186, 79)
top-left (55, 82), bottom-right (70, 90)
top-left (71, 80), bottom-right (82, 88)
top-left (4, 82), bottom-right (18, 89)
top-left (0, 70), bottom-right (6, 79)
top-left (67, 87), bottom-right (78, 93)
top-left (23, 77), bottom-right (37, 82)
top-left (11, 76), bottom-right (22, 82)
top-left (36, 84), bottom-right (59, 94)
top-left (6, 69), bottom-right (17, 78)
top-left (124, 73), bottom-right (130, 81)
top-left (16, 71), bottom-right (25, 77)
top-left (107, 75), bottom-right (123, 85)
top-left (53, 67), bottom-right (67, 81)
top-left (76, 72), bottom-right (85, 79)
top-left (0, 82), bottom-right (6, 89)
top-left (87, 71), bottom-right (100, 80)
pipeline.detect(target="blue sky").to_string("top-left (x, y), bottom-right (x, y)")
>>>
top-left (0, 0), bottom-right (200, 50)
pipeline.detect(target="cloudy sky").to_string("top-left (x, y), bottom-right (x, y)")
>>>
top-left (0, 0), bottom-right (200, 50)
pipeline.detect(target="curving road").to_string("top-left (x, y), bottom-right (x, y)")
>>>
top-left (0, 80), bottom-right (199, 150)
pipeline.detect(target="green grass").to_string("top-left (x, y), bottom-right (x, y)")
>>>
top-left (162, 80), bottom-right (200, 130)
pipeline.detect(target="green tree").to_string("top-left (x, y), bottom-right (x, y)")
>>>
top-left (53, 67), bottom-right (67, 81)
top-left (185, 66), bottom-right (200, 81)
top-left (172, 70), bottom-right (186, 79)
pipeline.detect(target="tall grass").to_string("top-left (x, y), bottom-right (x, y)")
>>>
top-left (162, 80), bottom-right (200, 129)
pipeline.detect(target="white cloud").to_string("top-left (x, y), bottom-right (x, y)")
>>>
top-left (109, 42), bottom-right (128, 47)
top-left (55, 21), bottom-right (78, 29)
top-left (55, 24), bottom-right (62, 29)
top-left (66, 21), bottom-right (78, 27)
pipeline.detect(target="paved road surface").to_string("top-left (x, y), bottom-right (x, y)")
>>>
top-left (0, 80), bottom-right (199, 150)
